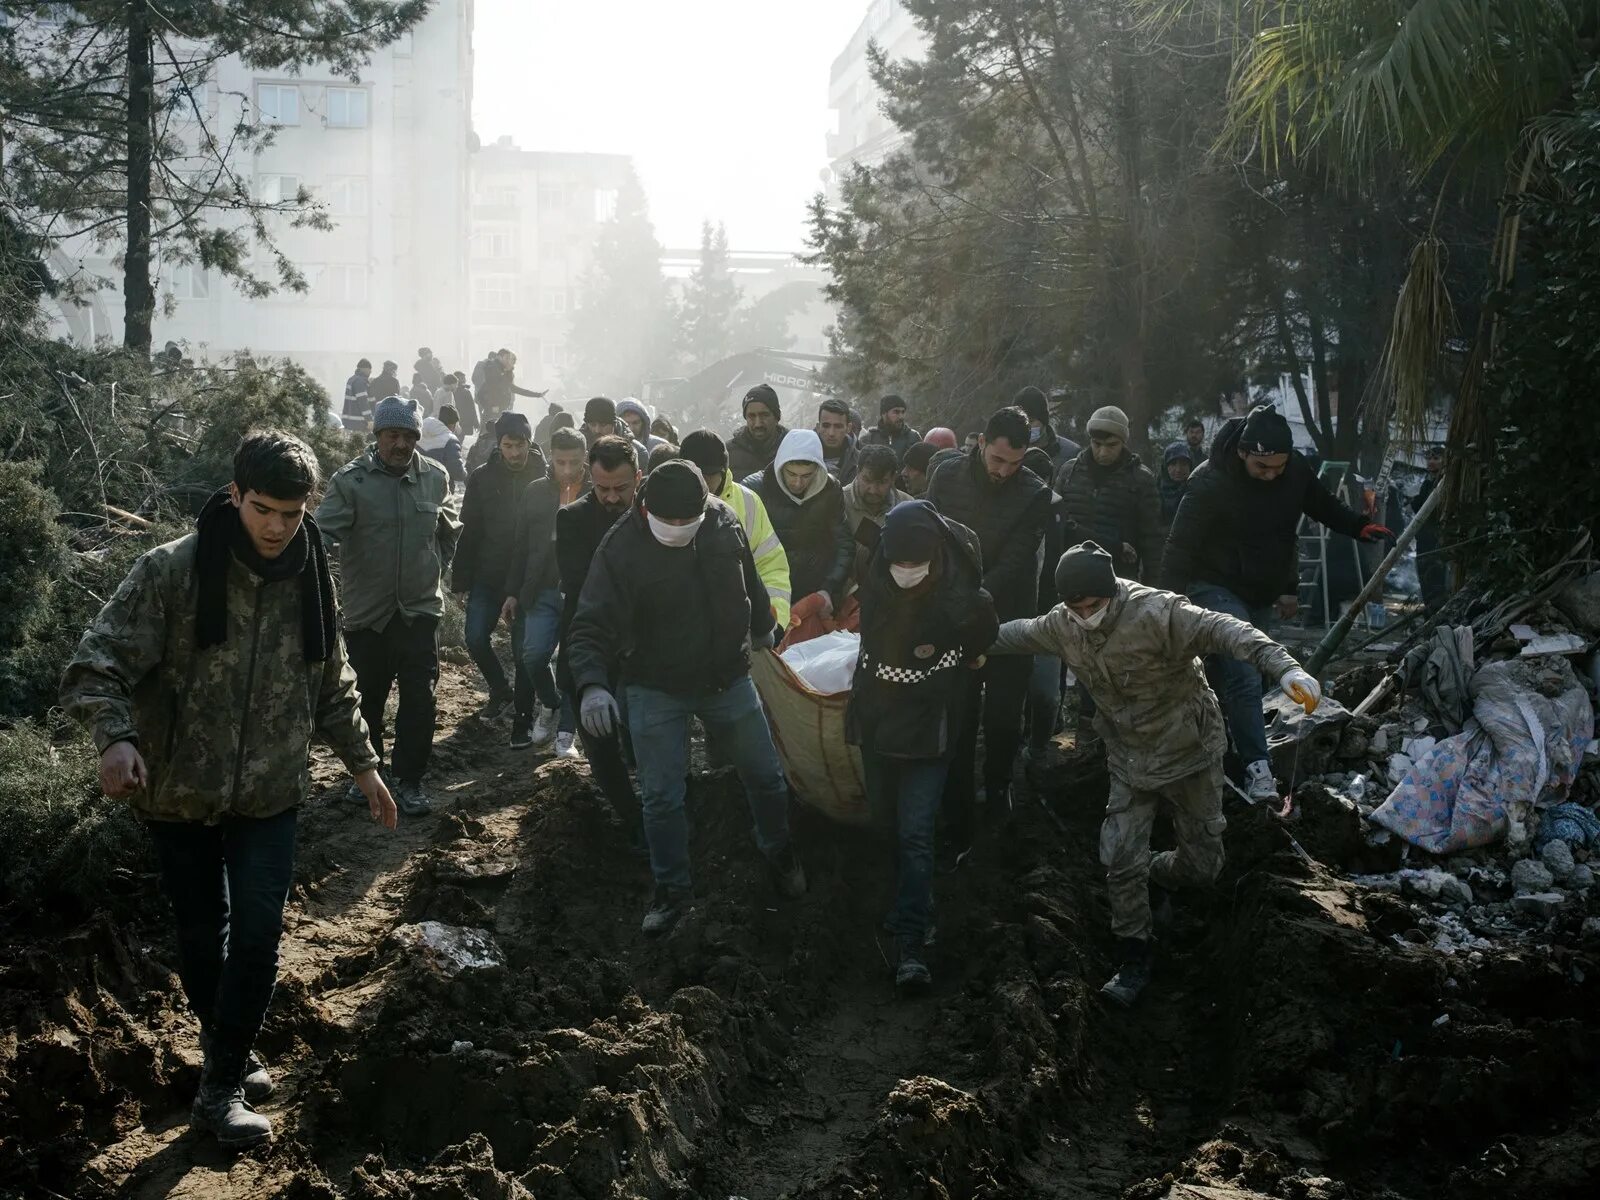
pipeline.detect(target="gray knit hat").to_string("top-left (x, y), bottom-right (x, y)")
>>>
top-left (1086, 405), bottom-right (1130, 441)
top-left (372, 396), bottom-right (422, 433)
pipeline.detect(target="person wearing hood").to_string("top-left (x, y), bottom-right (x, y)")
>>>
top-left (842, 443), bottom-right (911, 580)
top-left (900, 441), bottom-right (938, 498)
top-left (370, 360), bottom-right (401, 406)
top-left (414, 348), bottom-right (444, 393)
top-left (566, 460), bottom-right (807, 936)
top-left (680, 429), bottom-right (792, 626)
top-left (452, 411), bottom-right (549, 725)
top-left (815, 397), bottom-right (861, 484)
top-left (1159, 442), bottom-right (1193, 526)
top-left (727, 384), bottom-right (790, 481)
top-left (583, 395), bottom-right (650, 461)
top-left (1050, 406), bottom-right (1164, 581)
top-left (860, 394), bottom-right (922, 463)
top-left (1014, 385), bottom-right (1075, 468)
top-left (316, 398), bottom-right (462, 818)
top-left (988, 542), bottom-right (1320, 1007)
top-left (847, 501), bottom-right (997, 992)
top-left (744, 429), bottom-right (853, 623)
top-left (533, 401), bottom-right (565, 453)
top-left (618, 398), bottom-right (668, 454)
top-left (420, 413), bottom-right (466, 488)
top-left (1159, 404), bottom-right (1390, 802)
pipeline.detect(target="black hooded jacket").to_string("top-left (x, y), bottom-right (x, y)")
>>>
top-left (749, 463), bottom-right (854, 601)
top-left (451, 448), bottom-right (547, 593)
top-left (925, 447), bottom-right (1051, 621)
top-left (1159, 416), bottom-right (1367, 605)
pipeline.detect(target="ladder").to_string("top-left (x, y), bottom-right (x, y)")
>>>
top-left (1297, 461), bottom-right (1368, 629)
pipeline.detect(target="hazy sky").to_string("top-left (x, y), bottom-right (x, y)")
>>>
top-left (472, 0), bottom-right (870, 252)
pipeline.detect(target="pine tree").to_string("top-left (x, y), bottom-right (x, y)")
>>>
top-left (678, 220), bottom-right (741, 373)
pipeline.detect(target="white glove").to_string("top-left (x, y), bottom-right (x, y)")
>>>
top-left (580, 687), bottom-right (620, 738)
top-left (1281, 668), bottom-right (1321, 714)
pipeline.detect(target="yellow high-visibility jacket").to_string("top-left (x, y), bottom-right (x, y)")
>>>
top-left (716, 472), bottom-right (792, 626)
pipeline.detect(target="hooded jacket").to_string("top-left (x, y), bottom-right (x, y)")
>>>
top-left (1051, 446), bottom-right (1164, 581)
top-left (1158, 442), bottom-right (1192, 525)
top-left (452, 447), bottom-right (548, 594)
top-left (617, 399), bottom-right (668, 455)
top-left (566, 499), bottom-right (772, 697)
top-left (1158, 416), bottom-right (1367, 605)
top-left (846, 508), bottom-right (997, 760)
top-left (728, 422), bottom-right (791, 481)
top-left (420, 417), bottom-right (466, 487)
top-left (991, 580), bottom-right (1299, 789)
top-left (745, 429), bottom-right (853, 601)
top-left (713, 469), bottom-right (792, 626)
top-left (925, 446), bottom-right (1051, 621)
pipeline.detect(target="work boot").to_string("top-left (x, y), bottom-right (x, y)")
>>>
top-left (893, 936), bottom-right (932, 992)
top-left (641, 885), bottom-right (692, 936)
top-left (394, 781), bottom-right (432, 817)
top-left (1244, 759), bottom-right (1278, 803)
top-left (767, 844), bottom-right (808, 899)
top-left (191, 1050), bottom-right (273, 1150)
top-left (530, 706), bottom-right (560, 748)
top-left (509, 714), bottom-right (534, 750)
top-left (477, 694), bottom-right (512, 723)
top-left (1100, 938), bottom-right (1153, 1009)
top-left (199, 1031), bottom-right (273, 1102)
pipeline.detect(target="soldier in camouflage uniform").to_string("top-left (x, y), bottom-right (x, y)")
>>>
top-left (988, 543), bottom-right (1320, 1008)
top-left (61, 432), bottom-right (397, 1151)
top-left (316, 396), bottom-right (462, 816)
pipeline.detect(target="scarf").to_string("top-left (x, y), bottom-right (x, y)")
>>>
top-left (194, 488), bottom-right (336, 662)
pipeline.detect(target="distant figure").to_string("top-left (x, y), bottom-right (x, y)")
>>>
top-left (860, 395), bottom-right (922, 463)
top-left (421, 411), bottom-right (466, 489)
top-left (414, 347), bottom-right (444, 392)
top-left (533, 401), bottom-right (564, 452)
top-left (370, 359), bottom-right (401, 404)
top-left (343, 358), bottom-right (372, 417)
top-left (1159, 442), bottom-right (1193, 526)
top-left (1183, 416), bottom-right (1208, 469)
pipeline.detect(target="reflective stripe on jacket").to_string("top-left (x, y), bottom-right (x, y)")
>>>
top-left (716, 474), bottom-right (792, 626)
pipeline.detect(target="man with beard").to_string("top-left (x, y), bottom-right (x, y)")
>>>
top-left (1051, 406), bottom-right (1164, 582)
top-left (316, 398), bottom-right (461, 817)
top-left (815, 397), bottom-right (860, 484)
top-left (860, 394), bottom-right (922, 463)
top-left (727, 383), bottom-right (789, 480)
top-left (842, 443), bottom-right (911, 579)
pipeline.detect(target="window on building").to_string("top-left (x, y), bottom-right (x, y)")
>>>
top-left (325, 87), bottom-right (369, 128)
top-left (475, 184), bottom-right (517, 207)
top-left (540, 288), bottom-right (567, 315)
top-left (593, 187), bottom-right (619, 223)
top-left (326, 265), bottom-right (368, 305)
top-left (472, 229), bottom-right (514, 259)
top-left (256, 83), bottom-right (299, 125)
top-left (537, 183), bottom-right (566, 213)
top-left (324, 176), bottom-right (369, 216)
top-left (168, 262), bottom-right (210, 300)
top-left (473, 275), bottom-right (517, 311)
top-left (256, 173), bottom-right (300, 205)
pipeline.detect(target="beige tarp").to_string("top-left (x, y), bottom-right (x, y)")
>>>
top-left (748, 648), bottom-right (876, 827)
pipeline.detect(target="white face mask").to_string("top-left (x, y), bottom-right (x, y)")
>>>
top-left (647, 512), bottom-right (703, 547)
top-left (1067, 602), bottom-right (1109, 630)
top-left (890, 562), bottom-right (931, 589)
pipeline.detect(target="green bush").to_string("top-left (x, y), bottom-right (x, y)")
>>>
top-left (0, 721), bottom-right (149, 917)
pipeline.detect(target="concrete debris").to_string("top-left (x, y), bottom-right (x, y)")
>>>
top-left (1539, 837), bottom-right (1576, 882)
top-left (1511, 859), bottom-right (1555, 894)
top-left (1511, 891), bottom-right (1568, 920)
top-left (390, 922), bottom-right (505, 978)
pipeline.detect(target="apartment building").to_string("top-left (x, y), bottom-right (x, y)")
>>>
top-left (824, 0), bottom-right (924, 199)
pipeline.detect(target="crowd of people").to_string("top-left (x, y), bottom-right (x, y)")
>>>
top-left (60, 372), bottom-right (1404, 1151)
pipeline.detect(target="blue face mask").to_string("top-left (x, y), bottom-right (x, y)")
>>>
top-left (1029, 426), bottom-right (1043, 443)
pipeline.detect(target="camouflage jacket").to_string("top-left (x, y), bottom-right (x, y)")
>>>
top-left (60, 533), bottom-right (379, 823)
top-left (314, 446), bottom-right (462, 632)
top-left (991, 580), bottom-right (1299, 790)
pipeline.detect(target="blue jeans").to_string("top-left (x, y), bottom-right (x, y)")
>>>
top-left (518, 588), bottom-right (572, 729)
top-left (1188, 583), bottom-right (1274, 766)
top-left (144, 808), bottom-right (298, 1063)
top-left (626, 677), bottom-right (791, 890)
top-left (465, 585), bottom-right (531, 710)
top-left (1026, 654), bottom-right (1062, 750)
top-left (864, 754), bottom-right (947, 942)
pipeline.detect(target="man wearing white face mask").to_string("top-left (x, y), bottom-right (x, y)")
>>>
top-left (988, 542), bottom-right (1320, 1008)
top-left (566, 460), bottom-right (807, 936)
top-left (847, 501), bottom-right (997, 992)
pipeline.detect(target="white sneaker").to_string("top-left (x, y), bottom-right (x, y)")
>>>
top-left (1244, 759), bottom-right (1278, 803)
top-left (530, 706), bottom-right (559, 747)
top-left (553, 731), bottom-right (580, 759)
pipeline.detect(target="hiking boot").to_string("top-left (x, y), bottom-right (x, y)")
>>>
top-left (477, 694), bottom-right (512, 722)
top-left (641, 885), bottom-right (691, 936)
top-left (191, 1056), bottom-right (273, 1150)
top-left (394, 781), bottom-right (432, 817)
top-left (553, 731), bottom-right (580, 759)
top-left (531, 706), bottom-right (560, 748)
top-left (509, 714), bottom-right (534, 750)
top-left (1100, 938), bottom-right (1153, 1008)
top-left (1244, 759), bottom-right (1278, 803)
top-left (893, 936), bottom-right (932, 992)
top-left (199, 1032), bottom-right (273, 1102)
top-left (767, 843), bottom-right (808, 899)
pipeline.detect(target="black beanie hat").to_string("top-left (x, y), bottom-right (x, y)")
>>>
top-left (585, 396), bottom-right (617, 426)
top-left (879, 393), bottom-right (907, 417)
top-left (680, 429), bottom-right (729, 477)
top-left (1240, 404), bottom-right (1293, 456)
top-left (1013, 385), bottom-right (1049, 427)
top-left (880, 499), bottom-right (943, 563)
top-left (743, 384), bottom-right (781, 421)
top-left (1054, 542), bottom-right (1117, 604)
top-left (643, 460), bottom-right (708, 520)
top-left (495, 410), bottom-right (532, 441)
top-left (904, 441), bottom-right (938, 473)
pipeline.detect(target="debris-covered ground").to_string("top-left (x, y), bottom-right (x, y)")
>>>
top-left (2, 662), bottom-right (1598, 1199)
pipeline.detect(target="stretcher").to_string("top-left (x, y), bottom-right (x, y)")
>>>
top-left (748, 646), bottom-right (875, 827)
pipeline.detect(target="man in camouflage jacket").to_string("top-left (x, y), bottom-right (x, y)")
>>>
top-left (61, 432), bottom-right (396, 1151)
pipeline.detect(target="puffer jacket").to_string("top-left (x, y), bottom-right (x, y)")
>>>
top-left (60, 534), bottom-right (378, 822)
top-left (860, 422), bottom-right (922, 463)
top-left (926, 446), bottom-right (1051, 621)
top-left (747, 437), bottom-right (853, 601)
top-left (1051, 447), bottom-right (1164, 581)
top-left (1159, 416), bottom-right (1367, 605)
top-left (1158, 441), bottom-right (1192, 525)
top-left (727, 423), bottom-right (790, 481)
top-left (504, 475), bottom-right (583, 606)
top-left (315, 447), bottom-right (462, 632)
top-left (991, 580), bottom-right (1299, 789)
top-left (452, 448), bottom-right (548, 593)
top-left (847, 517), bottom-right (997, 759)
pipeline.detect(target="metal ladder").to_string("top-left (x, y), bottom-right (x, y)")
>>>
top-left (1297, 462), bottom-right (1368, 629)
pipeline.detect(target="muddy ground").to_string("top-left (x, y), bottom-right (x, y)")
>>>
top-left (2, 663), bottom-right (1598, 1199)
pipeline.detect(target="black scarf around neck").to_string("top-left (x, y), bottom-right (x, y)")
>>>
top-left (194, 488), bottom-right (336, 661)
